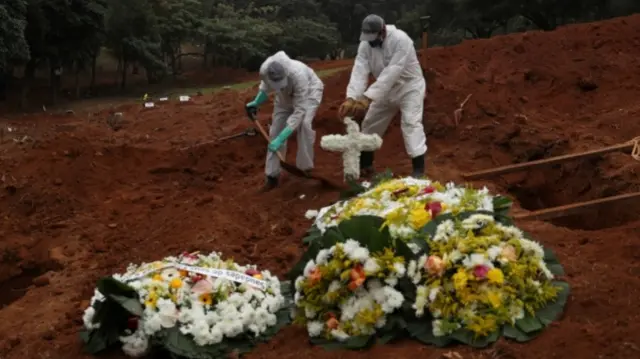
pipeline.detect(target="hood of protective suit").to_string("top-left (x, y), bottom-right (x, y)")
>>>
top-left (346, 24), bottom-right (424, 103)
top-left (260, 51), bottom-right (293, 91)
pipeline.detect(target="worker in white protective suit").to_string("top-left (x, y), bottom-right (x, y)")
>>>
top-left (245, 51), bottom-right (324, 191)
top-left (338, 14), bottom-right (427, 178)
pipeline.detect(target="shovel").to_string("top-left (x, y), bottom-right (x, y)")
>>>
top-left (248, 112), bottom-right (345, 190)
top-left (179, 127), bottom-right (257, 151)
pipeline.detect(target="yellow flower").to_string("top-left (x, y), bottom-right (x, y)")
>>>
top-left (252, 273), bottom-right (263, 280)
top-left (408, 208), bottom-right (431, 229)
top-left (145, 292), bottom-right (158, 308)
top-left (385, 208), bottom-right (404, 223)
top-left (170, 278), bottom-right (183, 289)
top-left (487, 268), bottom-right (505, 284)
top-left (486, 291), bottom-right (502, 308)
top-left (199, 293), bottom-right (213, 306)
top-left (179, 270), bottom-right (189, 277)
top-left (452, 269), bottom-right (469, 291)
top-left (467, 315), bottom-right (498, 336)
top-left (152, 274), bottom-right (163, 281)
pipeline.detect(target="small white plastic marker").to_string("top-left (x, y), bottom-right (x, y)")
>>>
top-left (144, 102), bottom-right (155, 108)
top-left (179, 95), bottom-right (190, 102)
top-left (159, 97), bottom-right (169, 102)
top-left (320, 117), bottom-right (383, 181)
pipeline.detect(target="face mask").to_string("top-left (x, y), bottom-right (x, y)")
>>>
top-left (368, 38), bottom-right (383, 48)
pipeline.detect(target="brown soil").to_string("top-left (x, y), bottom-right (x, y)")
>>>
top-left (1, 14), bottom-right (640, 359)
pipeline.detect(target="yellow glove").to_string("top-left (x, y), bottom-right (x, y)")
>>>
top-left (338, 98), bottom-right (356, 118)
top-left (352, 97), bottom-right (371, 119)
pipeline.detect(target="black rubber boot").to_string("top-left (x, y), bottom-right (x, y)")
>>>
top-left (360, 151), bottom-right (375, 178)
top-left (260, 176), bottom-right (279, 192)
top-left (411, 154), bottom-right (425, 178)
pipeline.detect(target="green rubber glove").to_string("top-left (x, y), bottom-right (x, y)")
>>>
top-left (245, 91), bottom-right (268, 120)
top-left (246, 90), bottom-right (267, 107)
top-left (268, 126), bottom-right (293, 152)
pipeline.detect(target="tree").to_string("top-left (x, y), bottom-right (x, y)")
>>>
top-left (105, 0), bottom-right (164, 88)
top-left (0, 0), bottom-right (30, 101)
top-left (0, 0), bottom-right (29, 71)
top-left (152, 0), bottom-right (203, 76)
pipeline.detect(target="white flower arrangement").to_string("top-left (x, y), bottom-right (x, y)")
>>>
top-left (320, 117), bottom-right (383, 180)
top-left (81, 252), bottom-right (287, 357)
top-left (306, 177), bottom-right (494, 240)
top-left (292, 240), bottom-right (406, 341)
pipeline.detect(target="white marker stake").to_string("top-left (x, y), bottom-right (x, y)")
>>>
top-left (144, 102), bottom-right (155, 108)
top-left (179, 95), bottom-right (190, 102)
top-left (159, 97), bottom-right (169, 102)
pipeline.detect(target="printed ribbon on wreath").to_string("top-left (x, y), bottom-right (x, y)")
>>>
top-left (118, 262), bottom-right (268, 291)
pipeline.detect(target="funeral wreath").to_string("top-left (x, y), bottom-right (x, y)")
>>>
top-left (296, 174), bottom-right (569, 349)
top-left (80, 251), bottom-right (291, 358)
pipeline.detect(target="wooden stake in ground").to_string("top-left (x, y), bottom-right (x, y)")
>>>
top-left (420, 16), bottom-right (431, 72)
top-left (464, 140), bottom-right (636, 180)
top-left (513, 191), bottom-right (640, 221)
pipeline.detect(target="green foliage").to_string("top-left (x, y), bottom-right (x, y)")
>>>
top-left (0, 0), bottom-right (30, 70)
top-left (4, 0), bottom-right (640, 101)
top-left (81, 276), bottom-right (293, 358)
top-left (80, 277), bottom-right (141, 354)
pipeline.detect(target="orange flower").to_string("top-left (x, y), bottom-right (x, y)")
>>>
top-left (348, 264), bottom-right (366, 291)
top-left (425, 255), bottom-right (445, 277)
top-left (326, 317), bottom-right (339, 330)
top-left (309, 268), bottom-right (322, 284)
top-left (501, 245), bottom-right (517, 262)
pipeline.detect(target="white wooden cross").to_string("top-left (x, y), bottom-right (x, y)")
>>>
top-left (320, 117), bottom-right (383, 181)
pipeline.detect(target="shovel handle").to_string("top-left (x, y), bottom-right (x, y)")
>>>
top-left (253, 120), bottom-right (286, 163)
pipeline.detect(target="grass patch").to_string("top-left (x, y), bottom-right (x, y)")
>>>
top-left (155, 66), bottom-right (349, 98)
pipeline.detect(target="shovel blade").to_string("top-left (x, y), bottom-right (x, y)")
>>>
top-left (279, 161), bottom-right (346, 190)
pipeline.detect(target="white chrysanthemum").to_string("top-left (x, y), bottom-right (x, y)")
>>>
top-left (433, 219), bottom-right (456, 242)
top-left (462, 253), bottom-right (493, 269)
top-left (120, 329), bottom-right (149, 357)
top-left (307, 321), bottom-right (324, 337)
top-left (519, 237), bottom-right (545, 257)
top-left (303, 260), bottom-right (316, 276)
top-left (316, 249), bottom-right (330, 264)
top-left (461, 214), bottom-right (494, 230)
top-left (305, 210), bottom-right (319, 219)
top-left (330, 329), bottom-right (350, 341)
top-left (363, 258), bottom-right (380, 273)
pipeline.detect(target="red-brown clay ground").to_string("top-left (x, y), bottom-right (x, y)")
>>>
top-left (1, 15), bottom-right (640, 359)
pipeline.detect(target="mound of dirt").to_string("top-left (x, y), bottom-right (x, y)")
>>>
top-left (0, 14), bottom-right (639, 359)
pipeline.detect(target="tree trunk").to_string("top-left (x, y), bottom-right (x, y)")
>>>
top-left (90, 53), bottom-right (97, 94)
top-left (49, 65), bottom-right (60, 107)
top-left (169, 47), bottom-right (177, 78)
top-left (0, 70), bottom-right (8, 102)
top-left (21, 59), bottom-right (37, 109)
top-left (74, 61), bottom-right (81, 99)
top-left (121, 57), bottom-right (128, 89)
top-left (177, 46), bottom-right (183, 72)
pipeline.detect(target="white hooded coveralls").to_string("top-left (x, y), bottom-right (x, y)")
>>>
top-left (346, 25), bottom-right (427, 158)
top-left (259, 51), bottom-right (324, 177)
